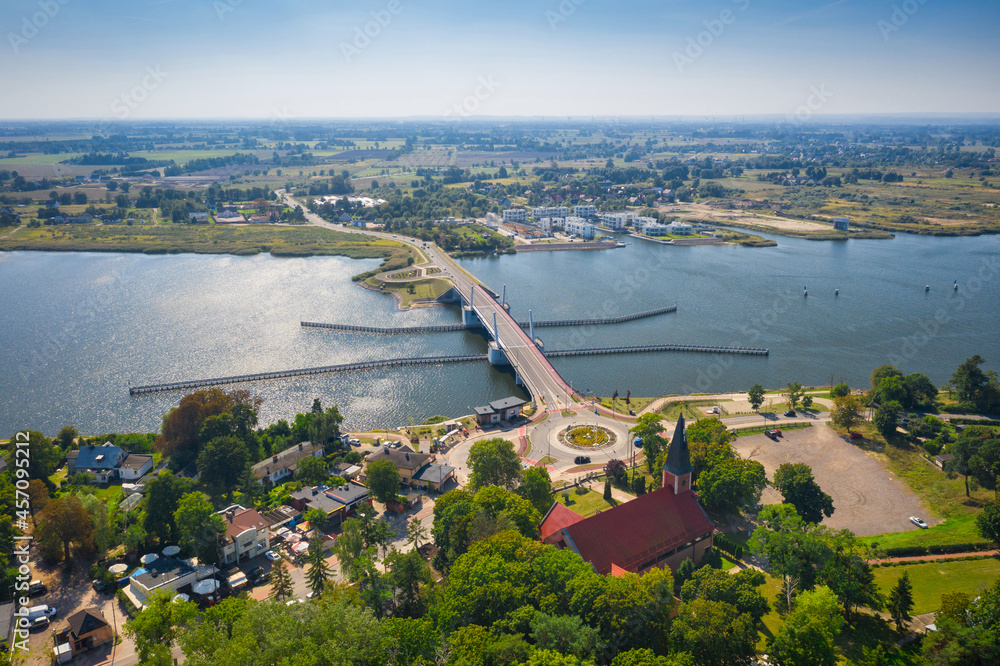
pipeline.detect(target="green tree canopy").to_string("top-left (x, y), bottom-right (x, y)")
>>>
top-left (174, 492), bottom-right (225, 565)
top-left (365, 459), bottom-right (401, 504)
top-left (773, 463), bottom-right (835, 524)
top-left (747, 384), bottom-right (765, 412)
top-left (467, 437), bottom-right (523, 491)
top-left (768, 586), bottom-right (843, 666)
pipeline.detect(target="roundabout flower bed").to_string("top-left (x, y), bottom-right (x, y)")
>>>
top-left (559, 425), bottom-right (616, 450)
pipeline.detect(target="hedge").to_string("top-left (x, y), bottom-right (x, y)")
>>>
top-left (713, 534), bottom-right (744, 561)
top-left (882, 541), bottom-right (995, 558)
top-left (947, 417), bottom-right (1000, 427)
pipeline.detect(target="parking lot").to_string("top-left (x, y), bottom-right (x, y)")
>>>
top-left (732, 424), bottom-right (938, 536)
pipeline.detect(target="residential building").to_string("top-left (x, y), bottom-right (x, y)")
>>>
top-left (833, 217), bottom-right (850, 231)
top-left (473, 396), bottom-right (528, 425)
top-left (53, 608), bottom-right (115, 663)
top-left (324, 481), bottom-right (372, 514)
top-left (532, 206), bottom-right (569, 219)
top-left (118, 454), bottom-right (154, 481)
top-left (573, 204), bottom-right (597, 218)
top-left (564, 217), bottom-right (595, 240)
top-left (411, 463), bottom-right (457, 491)
top-left (640, 220), bottom-right (671, 236)
top-left (539, 416), bottom-right (714, 575)
top-left (364, 446), bottom-right (434, 486)
top-left (262, 505), bottom-right (300, 531)
top-left (252, 442), bottom-right (324, 486)
top-left (215, 212), bottom-right (246, 224)
top-left (502, 208), bottom-right (527, 223)
top-left (67, 444), bottom-right (127, 484)
top-left (0, 602), bottom-right (13, 651)
top-left (538, 217), bottom-right (565, 234)
top-left (600, 212), bottom-right (637, 230)
top-left (127, 556), bottom-right (199, 607)
top-left (188, 212), bottom-right (209, 222)
top-left (217, 505), bottom-right (270, 565)
top-left (665, 221), bottom-right (693, 235)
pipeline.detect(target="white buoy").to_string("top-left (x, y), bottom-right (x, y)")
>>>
top-left (925, 284), bottom-right (930, 292)
top-left (835, 288), bottom-right (839, 296)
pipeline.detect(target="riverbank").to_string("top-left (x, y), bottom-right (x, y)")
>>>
top-left (709, 219), bottom-right (895, 241)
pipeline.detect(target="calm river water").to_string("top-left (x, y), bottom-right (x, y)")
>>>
top-left (1, 230), bottom-right (998, 436)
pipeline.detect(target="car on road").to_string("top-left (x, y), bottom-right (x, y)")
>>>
top-left (910, 516), bottom-right (928, 529)
top-left (784, 410), bottom-right (796, 417)
top-left (573, 456), bottom-right (591, 464)
top-left (247, 566), bottom-right (267, 585)
top-left (633, 438), bottom-right (643, 448)
top-left (849, 432), bottom-right (864, 439)
top-left (265, 550), bottom-right (280, 562)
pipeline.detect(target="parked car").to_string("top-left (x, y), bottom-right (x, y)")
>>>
top-left (28, 616), bottom-right (49, 631)
top-left (784, 410), bottom-right (796, 417)
top-left (265, 550), bottom-right (280, 562)
top-left (27, 580), bottom-right (46, 597)
top-left (91, 579), bottom-right (106, 592)
top-left (247, 567), bottom-right (267, 585)
top-left (765, 430), bottom-right (779, 440)
top-left (910, 516), bottom-right (928, 529)
top-left (773, 429), bottom-right (782, 436)
top-left (849, 432), bottom-right (863, 439)
top-left (573, 456), bottom-right (591, 464)
top-left (633, 438), bottom-right (644, 448)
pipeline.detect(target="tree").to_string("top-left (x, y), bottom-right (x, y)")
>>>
top-left (871, 365), bottom-right (903, 391)
top-left (295, 455), bottom-right (330, 486)
top-left (386, 548), bottom-right (433, 617)
top-left (830, 383), bottom-right (850, 399)
top-left (671, 598), bottom-right (757, 666)
top-left (332, 518), bottom-right (366, 581)
top-left (976, 502), bottom-right (1000, 547)
top-left (785, 382), bottom-right (805, 410)
top-left (604, 478), bottom-right (612, 502)
top-left (305, 534), bottom-right (331, 598)
top-left (175, 491), bottom-right (224, 564)
top-left (530, 612), bottom-right (601, 661)
top-left (365, 459), bottom-right (401, 504)
top-left (520, 466), bottom-right (553, 515)
top-left (630, 413), bottom-right (667, 473)
top-left (679, 567), bottom-right (769, 624)
top-left (830, 395), bottom-right (864, 432)
top-left (903, 373), bottom-right (937, 410)
top-left (747, 384), bottom-right (765, 413)
top-left (56, 424), bottom-right (78, 449)
top-left (270, 560), bottom-right (293, 600)
top-left (16, 430), bottom-right (61, 485)
top-left (309, 406), bottom-right (344, 449)
top-left (26, 479), bottom-right (49, 526)
top-left (157, 389), bottom-right (236, 464)
top-left (124, 590), bottom-right (198, 665)
top-left (749, 504), bottom-right (829, 612)
top-left (769, 586), bottom-right (843, 666)
top-left (142, 472), bottom-right (194, 544)
top-left (197, 436), bottom-right (250, 499)
top-left (405, 518), bottom-right (428, 552)
top-left (821, 536), bottom-right (884, 622)
top-left (872, 376), bottom-right (906, 406)
top-left (467, 437), bottom-right (523, 491)
top-left (888, 571), bottom-right (914, 632)
top-left (773, 463), bottom-right (835, 524)
top-left (35, 495), bottom-right (94, 561)
top-left (80, 494), bottom-right (114, 560)
top-left (697, 455), bottom-right (766, 515)
top-left (951, 355), bottom-right (990, 407)
top-left (923, 578), bottom-right (1000, 664)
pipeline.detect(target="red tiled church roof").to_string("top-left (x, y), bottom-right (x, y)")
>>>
top-left (539, 501), bottom-right (585, 542)
top-left (560, 487), bottom-right (713, 575)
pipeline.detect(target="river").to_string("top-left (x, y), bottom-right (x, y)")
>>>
top-left (1, 230), bottom-right (998, 436)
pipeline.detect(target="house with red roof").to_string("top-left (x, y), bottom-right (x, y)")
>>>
top-left (539, 415), bottom-right (714, 575)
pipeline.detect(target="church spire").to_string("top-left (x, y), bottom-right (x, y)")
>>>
top-left (662, 415), bottom-right (693, 494)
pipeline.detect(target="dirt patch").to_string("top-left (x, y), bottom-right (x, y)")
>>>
top-left (733, 424), bottom-right (936, 536)
top-left (660, 202), bottom-right (831, 232)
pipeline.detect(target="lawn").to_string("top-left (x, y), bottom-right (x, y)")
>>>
top-left (660, 399), bottom-right (729, 420)
top-left (733, 423), bottom-right (813, 437)
top-left (560, 489), bottom-right (616, 518)
top-left (873, 557), bottom-right (1000, 614)
top-left (596, 395), bottom-right (656, 413)
top-left (381, 278), bottom-right (453, 306)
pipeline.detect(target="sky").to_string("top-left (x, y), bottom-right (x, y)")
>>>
top-left (1, 0), bottom-right (999, 120)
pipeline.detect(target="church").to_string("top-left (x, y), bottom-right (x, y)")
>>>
top-left (539, 415), bottom-right (715, 575)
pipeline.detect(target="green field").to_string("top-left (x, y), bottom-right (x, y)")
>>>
top-left (873, 558), bottom-right (1000, 614)
top-left (377, 278), bottom-right (453, 307)
top-left (660, 399), bottom-right (730, 420)
top-left (560, 489), bottom-right (616, 518)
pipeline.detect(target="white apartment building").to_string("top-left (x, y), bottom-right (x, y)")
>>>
top-left (600, 211), bottom-right (638, 230)
top-left (538, 217), bottom-right (565, 234)
top-left (532, 206), bottom-right (570, 219)
top-left (565, 217), bottom-right (595, 240)
top-left (503, 209), bottom-right (527, 223)
top-left (666, 221), bottom-right (693, 235)
top-left (573, 205), bottom-right (597, 218)
top-left (640, 220), bottom-right (671, 236)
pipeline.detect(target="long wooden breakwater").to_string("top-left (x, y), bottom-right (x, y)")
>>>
top-left (128, 355), bottom-right (487, 395)
top-left (300, 305), bottom-right (678, 335)
top-left (544, 344), bottom-right (769, 357)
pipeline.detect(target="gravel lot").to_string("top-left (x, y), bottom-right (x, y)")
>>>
top-left (733, 424), bottom-right (938, 536)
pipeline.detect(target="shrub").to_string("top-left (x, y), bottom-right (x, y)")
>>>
top-left (574, 485), bottom-right (588, 496)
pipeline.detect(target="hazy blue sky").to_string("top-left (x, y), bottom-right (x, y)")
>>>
top-left (1, 0), bottom-right (998, 119)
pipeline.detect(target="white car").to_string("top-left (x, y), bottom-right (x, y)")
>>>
top-left (909, 516), bottom-right (928, 529)
top-left (264, 550), bottom-right (280, 562)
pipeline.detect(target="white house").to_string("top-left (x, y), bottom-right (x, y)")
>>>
top-left (127, 556), bottom-right (198, 607)
top-left (666, 221), bottom-right (693, 235)
top-left (640, 221), bottom-right (671, 236)
top-left (252, 442), bottom-right (324, 486)
top-left (67, 444), bottom-right (127, 484)
top-left (502, 209), bottom-right (527, 223)
top-left (532, 206), bottom-right (569, 219)
top-left (538, 217), bottom-right (565, 234)
top-left (600, 212), bottom-right (637, 230)
top-left (217, 505), bottom-right (271, 566)
top-left (573, 205), bottom-right (597, 218)
top-left (565, 217), bottom-right (595, 240)
top-left (118, 454), bottom-right (154, 481)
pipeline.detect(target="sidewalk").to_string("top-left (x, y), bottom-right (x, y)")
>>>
top-left (874, 549), bottom-right (998, 565)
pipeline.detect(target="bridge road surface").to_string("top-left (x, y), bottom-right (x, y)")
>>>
top-left (282, 193), bottom-right (575, 410)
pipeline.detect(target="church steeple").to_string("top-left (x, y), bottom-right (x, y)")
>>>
top-left (662, 415), bottom-right (693, 494)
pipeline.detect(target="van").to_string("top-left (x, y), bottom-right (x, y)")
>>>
top-left (27, 605), bottom-right (57, 621)
top-left (27, 580), bottom-right (46, 597)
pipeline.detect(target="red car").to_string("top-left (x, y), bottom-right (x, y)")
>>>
top-left (850, 432), bottom-right (863, 439)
